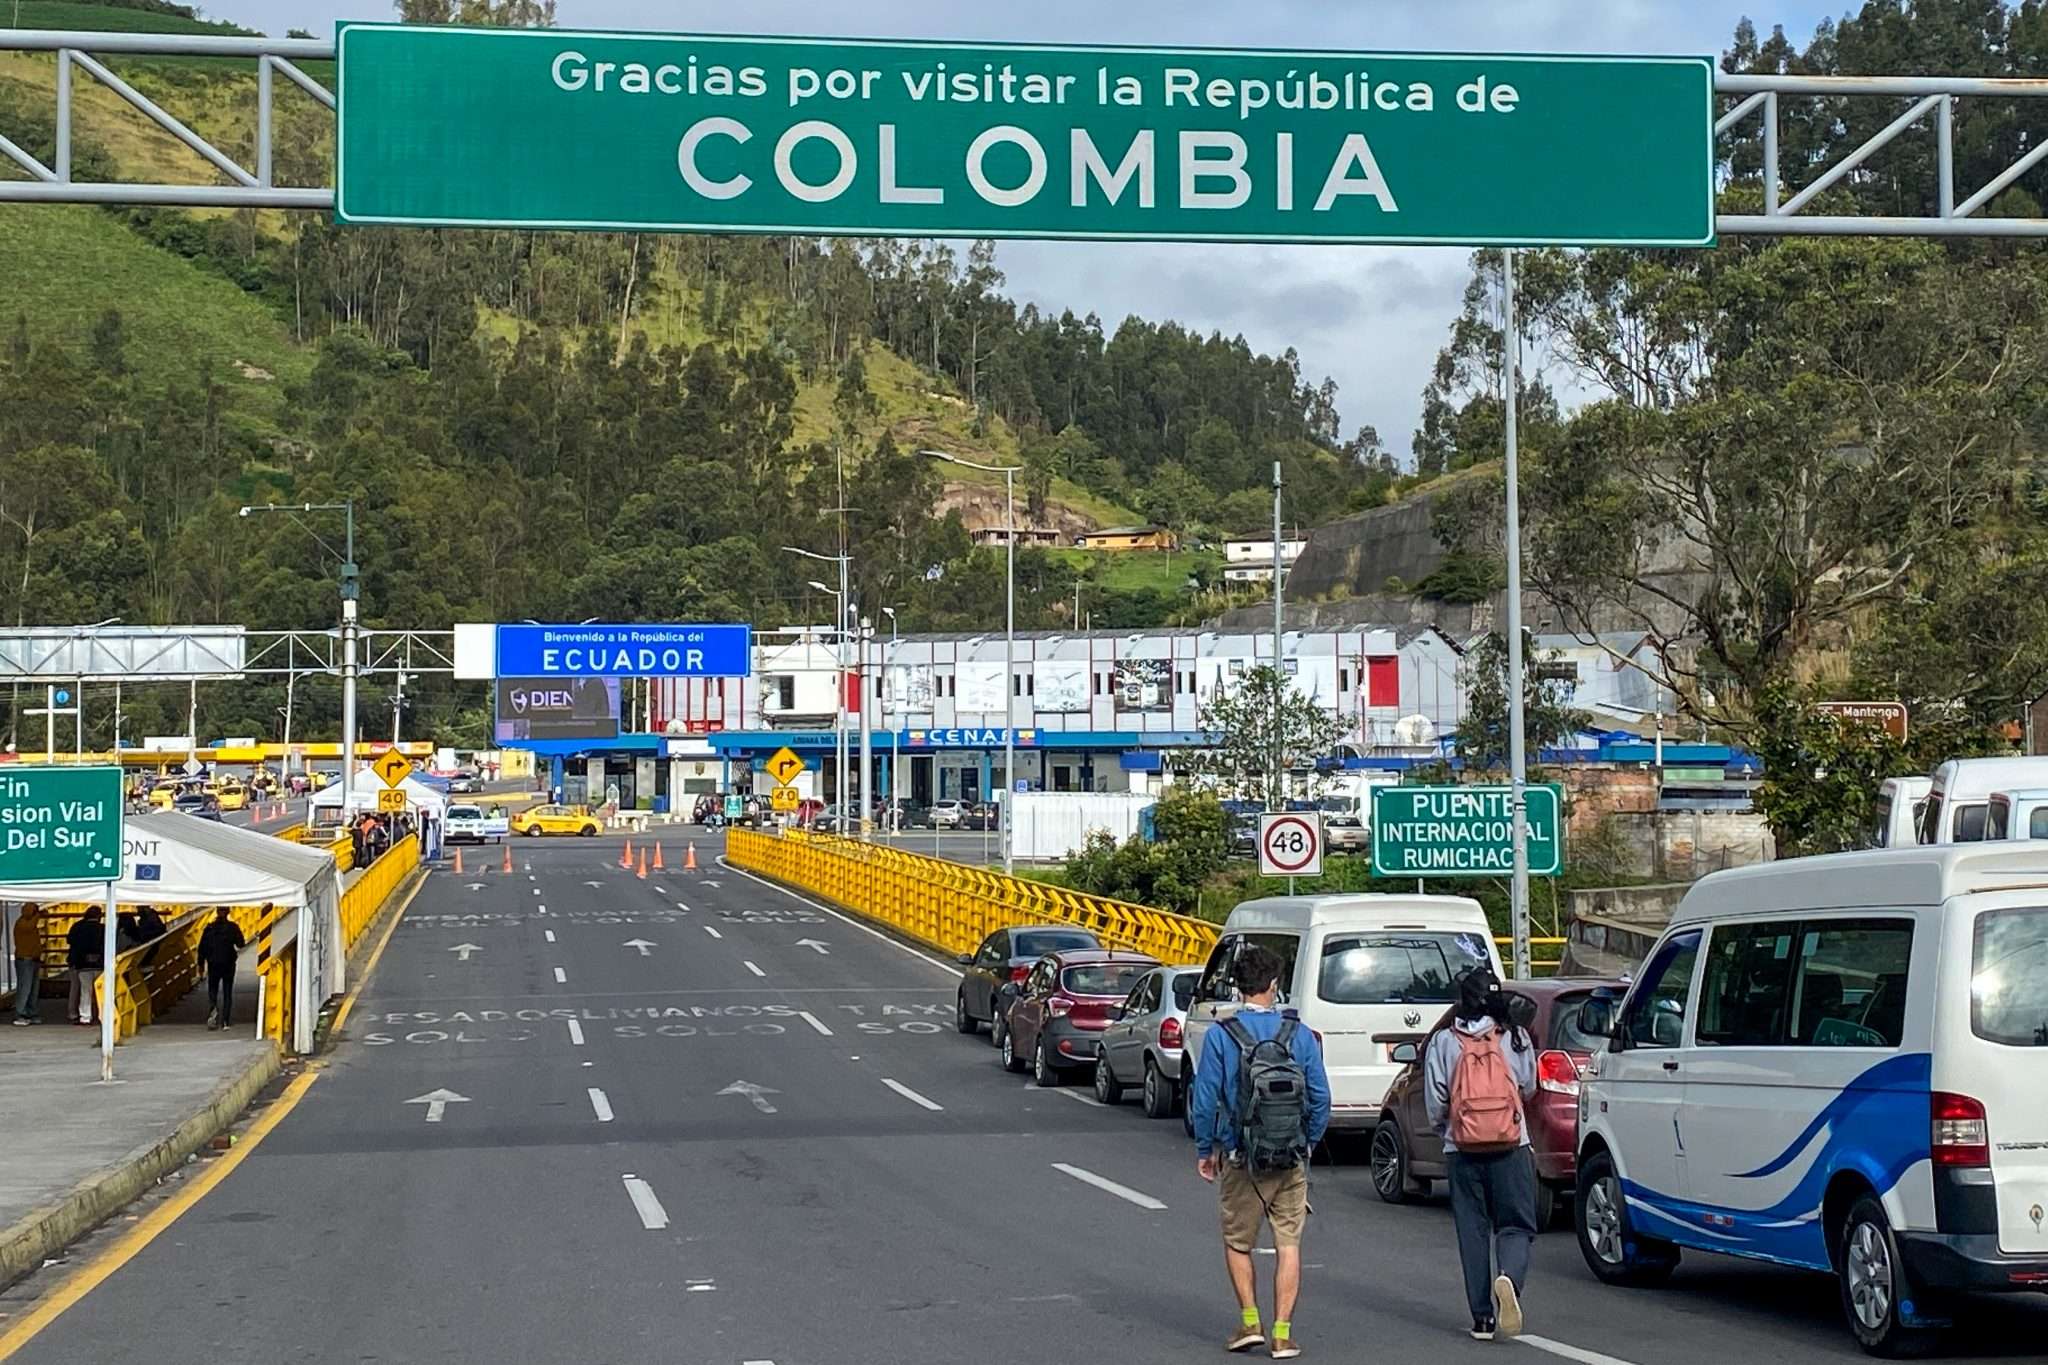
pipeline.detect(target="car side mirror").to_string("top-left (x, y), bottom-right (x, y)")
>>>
top-left (956, 952), bottom-right (974, 966)
top-left (1578, 994), bottom-right (1617, 1041)
top-left (1389, 1041), bottom-right (1420, 1066)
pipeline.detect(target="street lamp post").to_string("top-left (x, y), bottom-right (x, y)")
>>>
top-left (240, 501), bottom-right (357, 819)
top-left (788, 546), bottom-right (852, 822)
top-left (923, 450), bottom-right (1022, 874)
top-left (881, 605), bottom-right (902, 832)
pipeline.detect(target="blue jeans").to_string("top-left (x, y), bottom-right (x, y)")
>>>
top-left (11, 957), bottom-right (39, 1020)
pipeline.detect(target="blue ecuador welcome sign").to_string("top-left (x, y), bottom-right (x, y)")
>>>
top-left (495, 623), bottom-right (752, 678)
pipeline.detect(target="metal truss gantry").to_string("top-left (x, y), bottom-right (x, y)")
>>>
top-left (4, 30), bottom-right (2048, 236)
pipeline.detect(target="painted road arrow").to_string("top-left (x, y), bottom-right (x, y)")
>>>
top-left (623, 938), bottom-right (656, 956)
top-left (718, 1080), bottom-right (780, 1114)
top-left (405, 1088), bottom-right (470, 1123)
top-left (701, 879), bottom-right (722, 888)
top-left (582, 880), bottom-right (605, 888)
top-left (448, 942), bottom-right (483, 961)
top-left (465, 883), bottom-right (486, 891)
top-left (795, 938), bottom-right (831, 955)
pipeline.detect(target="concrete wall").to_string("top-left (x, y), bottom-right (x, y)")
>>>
top-left (1564, 881), bottom-right (1692, 929)
top-left (1607, 810), bottom-right (1775, 881)
top-left (1286, 494), bottom-right (1448, 604)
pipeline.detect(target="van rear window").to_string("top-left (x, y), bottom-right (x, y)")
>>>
top-left (1973, 908), bottom-right (2048, 1046)
top-left (1317, 932), bottom-right (1491, 1005)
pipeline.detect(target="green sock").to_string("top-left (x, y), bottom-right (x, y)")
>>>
top-left (1241, 1307), bottom-right (1260, 1328)
top-left (1274, 1321), bottom-right (1292, 1340)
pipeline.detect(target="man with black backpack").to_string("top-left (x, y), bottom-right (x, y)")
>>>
top-left (1189, 945), bottom-right (1330, 1359)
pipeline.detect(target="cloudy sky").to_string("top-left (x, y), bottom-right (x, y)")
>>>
top-left (217, 0), bottom-right (1834, 458)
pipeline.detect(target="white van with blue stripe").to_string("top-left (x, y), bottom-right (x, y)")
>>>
top-left (1572, 846), bottom-right (2048, 1355)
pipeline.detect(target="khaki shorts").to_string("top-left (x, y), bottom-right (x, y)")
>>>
top-left (1218, 1160), bottom-right (1308, 1253)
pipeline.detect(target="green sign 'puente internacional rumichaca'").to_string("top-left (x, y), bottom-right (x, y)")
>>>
top-left (336, 25), bottom-right (1714, 247)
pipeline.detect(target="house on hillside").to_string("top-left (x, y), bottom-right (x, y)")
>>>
top-left (1076, 525), bottom-right (1178, 551)
top-left (1525, 631), bottom-right (1677, 720)
top-left (1222, 537), bottom-right (1308, 583)
top-left (968, 525), bottom-right (1065, 548)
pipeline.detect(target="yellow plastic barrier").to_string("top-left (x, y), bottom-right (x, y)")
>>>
top-left (725, 828), bottom-right (1220, 965)
top-left (726, 830), bottom-right (1574, 979)
top-left (340, 834), bottom-right (419, 950)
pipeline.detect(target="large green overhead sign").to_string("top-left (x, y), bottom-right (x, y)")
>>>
top-left (334, 25), bottom-right (1715, 247)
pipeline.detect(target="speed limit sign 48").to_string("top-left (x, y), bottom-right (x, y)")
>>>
top-left (1258, 812), bottom-right (1323, 878)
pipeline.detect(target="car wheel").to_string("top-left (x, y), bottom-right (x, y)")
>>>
top-left (1181, 1063), bottom-right (1197, 1140)
top-left (1370, 1122), bottom-right (1415, 1205)
top-left (1840, 1194), bottom-right (1942, 1357)
top-left (1533, 1181), bottom-right (1559, 1231)
top-left (1575, 1151), bottom-right (1679, 1287)
top-left (1000, 1023), bottom-right (1025, 1073)
top-left (955, 990), bottom-right (978, 1035)
top-left (1093, 1047), bottom-right (1124, 1104)
top-left (987, 1001), bottom-right (1007, 1049)
top-left (1141, 1058), bottom-right (1175, 1119)
top-left (523, 826), bottom-right (542, 837)
top-left (1033, 1035), bottom-right (1060, 1088)
top-left (580, 825), bottom-right (597, 836)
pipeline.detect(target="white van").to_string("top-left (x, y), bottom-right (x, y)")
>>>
top-left (1572, 845), bottom-right (2048, 1355)
top-left (1872, 776), bottom-right (1930, 848)
top-left (1179, 894), bottom-right (1503, 1132)
top-left (1918, 757), bottom-right (2048, 843)
top-left (1985, 789), bottom-right (2048, 842)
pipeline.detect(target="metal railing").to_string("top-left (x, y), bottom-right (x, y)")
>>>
top-left (4, 29), bottom-right (2048, 239)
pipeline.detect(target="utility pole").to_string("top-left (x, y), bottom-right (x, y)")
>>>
top-left (1270, 458), bottom-right (1285, 813)
top-left (1502, 251), bottom-right (1533, 981)
top-left (392, 669), bottom-right (407, 744)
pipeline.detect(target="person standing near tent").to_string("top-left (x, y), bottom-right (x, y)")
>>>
top-left (198, 906), bottom-right (247, 1031)
top-left (11, 902), bottom-right (44, 1026)
top-left (68, 905), bottom-right (106, 1026)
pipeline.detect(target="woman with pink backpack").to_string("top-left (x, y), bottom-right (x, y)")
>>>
top-left (1424, 965), bottom-right (1539, 1342)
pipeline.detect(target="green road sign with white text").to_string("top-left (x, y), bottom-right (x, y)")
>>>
top-left (1372, 784), bottom-right (1562, 878)
top-left (335, 25), bottom-right (1715, 247)
top-left (0, 765), bottom-right (124, 884)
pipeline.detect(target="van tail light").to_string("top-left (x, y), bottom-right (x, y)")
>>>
top-left (1048, 994), bottom-right (1073, 1018)
top-left (1009, 966), bottom-right (1032, 984)
top-left (1932, 1092), bottom-right (1990, 1168)
top-left (1537, 1050), bottom-right (1582, 1097)
top-left (1158, 1016), bottom-right (1183, 1049)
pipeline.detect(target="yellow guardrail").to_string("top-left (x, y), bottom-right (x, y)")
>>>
top-left (726, 829), bottom-right (1573, 977)
top-left (341, 833), bottom-right (419, 950)
top-left (727, 828), bottom-right (1219, 964)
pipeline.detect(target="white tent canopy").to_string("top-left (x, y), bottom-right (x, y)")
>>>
top-left (0, 813), bottom-right (344, 1053)
top-left (308, 768), bottom-right (447, 819)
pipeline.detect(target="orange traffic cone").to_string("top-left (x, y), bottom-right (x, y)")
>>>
top-left (620, 836), bottom-right (633, 870)
top-left (652, 843), bottom-right (665, 871)
top-left (501, 843), bottom-right (513, 874)
top-left (636, 848), bottom-right (649, 880)
top-left (453, 848), bottom-right (464, 874)
top-left (684, 842), bottom-right (698, 872)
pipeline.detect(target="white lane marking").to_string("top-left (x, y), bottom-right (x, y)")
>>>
top-left (544, 929), bottom-right (556, 943)
top-left (703, 925), bottom-right (722, 939)
top-left (672, 899), bottom-right (692, 912)
top-left (881, 1078), bottom-right (944, 1111)
top-left (587, 1087), bottom-right (614, 1122)
top-left (621, 1175), bottom-right (669, 1230)
top-left (532, 887), bottom-right (540, 896)
top-left (1519, 1336), bottom-right (1643, 1365)
top-left (743, 960), bottom-right (766, 978)
top-left (1050, 1162), bottom-right (1167, 1211)
top-left (566, 1018), bottom-right (584, 1045)
top-left (720, 859), bottom-right (963, 978)
top-left (538, 903), bottom-right (547, 914)
top-left (796, 1010), bottom-right (834, 1036)
top-left (1054, 1087), bottom-right (1105, 1108)
top-left (654, 884), bottom-right (668, 895)
top-left (553, 966), bottom-right (567, 983)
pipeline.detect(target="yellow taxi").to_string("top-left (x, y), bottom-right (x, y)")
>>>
top-left (210, 780), bottom-right (249, 812)
top-left (148, 779), bottom-right (194, 810)
top-left (508, 804), bottom-right (602, 837)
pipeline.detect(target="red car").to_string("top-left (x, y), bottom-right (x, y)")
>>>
top-left (997, 949), bottom-right (1159, 1088)
top-left (1368, 976), bottom-right (1626, 1227)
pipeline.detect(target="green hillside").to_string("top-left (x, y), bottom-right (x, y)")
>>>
top-left (0, 0), bottom-right (257, 34)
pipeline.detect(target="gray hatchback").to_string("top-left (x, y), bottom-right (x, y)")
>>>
top-left (1091, 964), bottom-right (1202, 1118)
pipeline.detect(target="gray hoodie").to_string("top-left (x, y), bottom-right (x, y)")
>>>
top-left (1422, 1016), bottom-right (1537, 1153)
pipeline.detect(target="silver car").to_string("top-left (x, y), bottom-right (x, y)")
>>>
top-left (1091, 965), bottom-right (1201, 1118)
top-left (1324, 813), bottom-right (1371, 854)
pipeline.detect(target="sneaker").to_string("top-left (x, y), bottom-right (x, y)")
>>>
top-left (11, 1017), bottom-right (30, 1026)
top-left (1270, 1332), bottom-right (1301, 1359)
top-left (206, 1009), bottom-right (218, 1029)
top-left (1227, 1322), bottom-right (1266, 1353)
top-left (1469, 1316), bottom-right (1496, 1341)
top-left (1492, 1276), bottom-right (1522, 1338)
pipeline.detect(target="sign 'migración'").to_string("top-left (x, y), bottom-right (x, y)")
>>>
top-left (1372, 784), bottom-right (1563, 877)
top-left (495, 624), bottom-right (751, 679)
top-left (335, 25), bottom-right (1715, 247)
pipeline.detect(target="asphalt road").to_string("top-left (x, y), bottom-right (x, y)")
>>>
top-left (9, 833), bottom-right (2048, 1365)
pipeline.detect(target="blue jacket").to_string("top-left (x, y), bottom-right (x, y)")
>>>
top-left (1189, 1004), bottom-right (1332, 1160)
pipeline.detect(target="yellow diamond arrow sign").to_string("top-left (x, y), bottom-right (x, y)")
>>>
top-left (372, 750), bottom-right (414, 789)
top-left (765, 746), bottom-right (806, 786)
